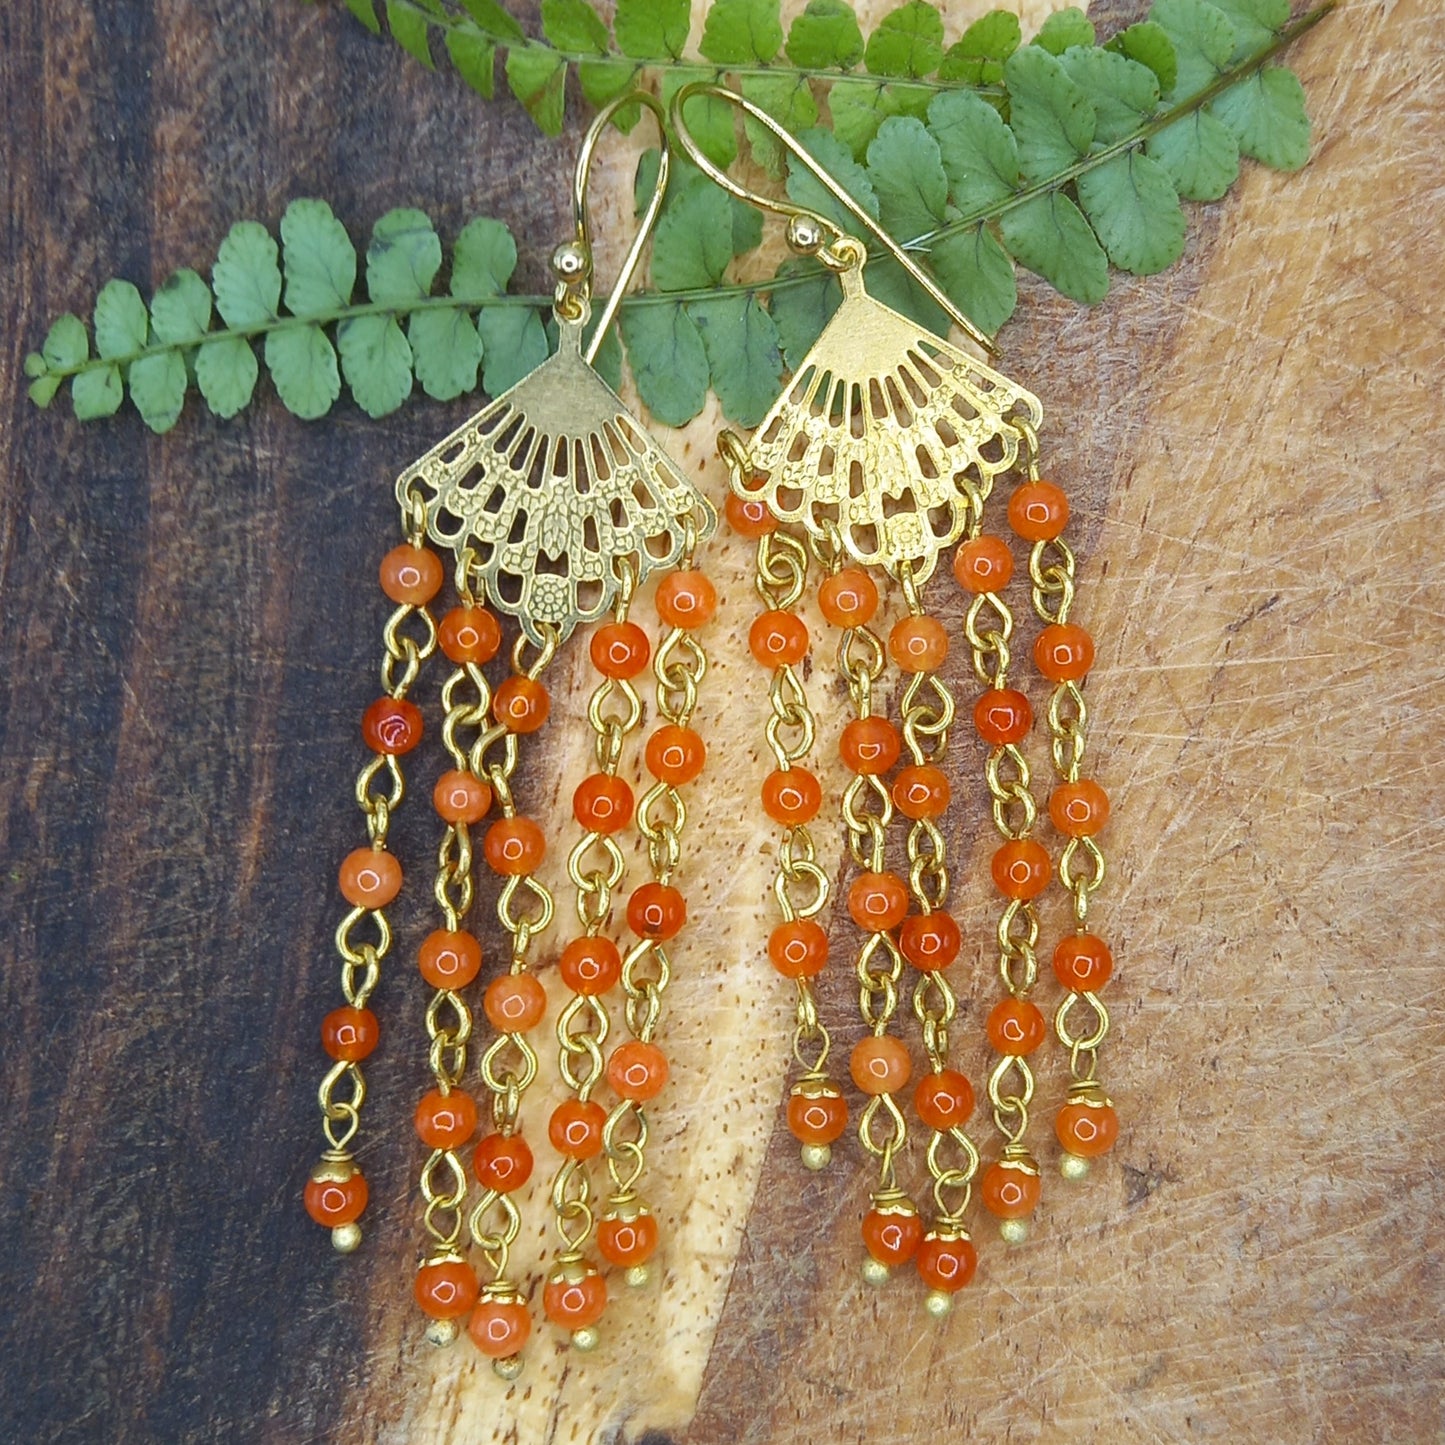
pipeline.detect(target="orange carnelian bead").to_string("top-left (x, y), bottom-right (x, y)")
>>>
top-left (954, 535), bottom-right (1014, 593)
top-left (1050, 779), bottom-right (1110, 837)
top-left (646, 724), bottom-right (706, 784)
top-left (917, 1231), bottom-right (978, 1293)
top-left (322, 1006), bottom-right (379, 1061)
top-left (484, 973), bottom-right (547, 1033)
top-left (627, 883), bottom-right (685, 940)
top-left (379, 544), bottom-right (444, 605)
top-left (468, 1296), bottom-right (530, 1359)
top-left (433, 768), bottom-right (492, 824)
top-left (914, 1069), bottom-right (974, 1131)
top-left (980, 1160), bottom-right (1041, 1218)
top-left (991, 838), bottom-right (1052, 900)
top-left (473, 1133), bottom-right (533, 1193)
top-left (338, 847), bottom-right (402, 909)
top-left (304, 1170), bottom-right (368, 1227)
top-left (590, 621), bottom-right (651, 679)
top-left (974, 688), bottom-right (1033, 746)
top-left (848, 871), bottom-right (910, 932)
top-left (438, 605), bottom-right (501, 665)
top-left (850, 1035), bottom-right (912, 1095)
top-left (840, 715), bottom-right (901, 775)
top-left (819, 567), bottom-right (878, 628)
top-left (899, 911), bottom-right (961, 971)
top-left (762, 768), bottom-right (822, 825)
top-left (1057, 1100), bottom-right (1120, 1157)
top-left (862, 1200), bottom-right (923, 1266)
top-left (418, 929), bottom-right (482, 990)
top-left (483, 816), bottom-right (545, 875)
top-left (1054, 933), bottom-right (1113, 992)
top-left (362, 696), bottom-right (423, 755)
top-left (414, 1258), bottom-right (480, 1319)
top-left (987, 997), bottom-right (1047, 1055)
top-left (609, 1041), bottom-right (669, 1101)
top-left (749, 610), bottom-right (809, 668)
top-left (787, 1080), bottom-right (849, 1145)
top-left (493, 675), bottom-right (550, 733)
top-left (598, 1205), bottom-right (659, 1268)
top-left (558, 936), bottom-right (622, 995)
top-left (1008, 481), bottom-right (1070, 542)
top-left (1034, 623), bottom-right (1095, 682)
top-left (657, 570), bottom-right (717, 629)
top-left (893, 764), bottom-right (950, 820)
top-left (768, 919), bottom-right (829, 979)
top-left (725, 491), bottom-right (776, 537)
top-left (888, 615), bottom-right (949, 673)
top-left (544, 1265), bottom-right (608, 1329)
top-left (549, 1099), bottom-right (608, 1159)
top-left (573, 773), bottom-right (635, 834)
top-left (414, 1088), bottom-right (479, 1150)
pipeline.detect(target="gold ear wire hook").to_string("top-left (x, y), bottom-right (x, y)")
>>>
top-left (558, 91), bottom-right (671, 365)
top-left (668, 81), bottom-right (999, 357)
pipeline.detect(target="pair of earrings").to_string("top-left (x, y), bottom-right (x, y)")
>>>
top-left (304, 84), bottom-right (1118, 1373)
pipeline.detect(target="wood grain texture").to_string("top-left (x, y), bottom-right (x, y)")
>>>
top-left (1, 1), bottom-right (1440, 1443)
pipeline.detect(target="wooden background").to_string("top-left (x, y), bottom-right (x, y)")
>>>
top-left (1, 0), bottom-right (1441, 1441)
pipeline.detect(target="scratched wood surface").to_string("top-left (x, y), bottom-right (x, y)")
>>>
top-left (1, 0), bottom-right (1441, 1442)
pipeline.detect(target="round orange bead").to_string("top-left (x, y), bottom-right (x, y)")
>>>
top-left (850, 1035), bottom-right (912, 1095)
top-left (848, 871), bottom-right (909, 932)
top-left (590, 621), bottom-right (651, 679)
top-left (768, 919), bottom-right (829, 979)
top-left (544, 1266), bottom-right (607, 1329)
top-left (468, 1297), bottom-right (530, 1359)
top-left (549, 1099), bottom-right (608, 1159)
top-left (438, 606), bottom-right (501, 665)
top-left (472, 1133), bottom-right (533, 1194)
top-left (627, 883), bottom-right (685, 940)
top-left (573, 773), bottom-right (635, 834)
top-left (493, 675), bottom-right (550, 733)
top-left (1034, 623), bottom-right (1095, 682)
top-left (645, 725), bottom-right (706, 785)
top-left (819, 567), bottom-right (878, 628)
top-left (379, 544), bottom-right (444, 606)
top-left (598, 1206), bottom-right (659, 1268)
top-left (914, 1069), bottom-right (974, 1131)
top-left (917, 1231), bottom-right (978, 1292)
top-left (558, 936), bottom-right (622, 995)
top-left (338, 847), bottom-right (402, 909)
top-left (787, 1081), bottom-right (849, 1145)
top-left (725, 491), bottom-right (776, 538)
top-left (899, 911), bottom-right (961, 971)
top-left (991, 839), bottom-right (1052, 900)
top-left (418, 929), bottom-right (482, 990)
top-left (762, 768), bottom-right (822, 825)
top-left (484, 816), bottom-right (545, 876)
top-left (888, 615), bottom-right (949, 673)
top-left (414, 1089), bottom-right (479, 1150)
top-left (609, 1041), bottom-right (669, 1101)
top-left (893, 764), bottom-right (950, 820)
top-left (414, 1258), bottom-right (479, 1319)
top-left (362, 696), bottom-right (423, 755)
top-left (322, 1005), bottom-right (378, 1060)
top-left (484, 973), bottom-right (547, 1033)
top-left (954, 535), bottom-right (1014, 593)
top-left (433, 768), bottom-right (492, 825)
top-left (1049, 779), bottom-right (1110, 837)
top-left (974, 688), bottom-right (1032, 746)
top-left (1054, 933), bottom-right (1113, 993)
top-left (656, 570), bottom-right (717, 630)
top-left (987, 997), bottom-right (1047, 1055)
top-left (1057, 1100), bottom-right (1120, 1158)
top-left (1008, 481), bottom-right (1070, 542)
top-left (862, 1202), bottom-right (923, 1266)
top-left (980, 1160), bottom-right (1041, 1218)
top-left (304, 1170), bottom-right (368, 1227)
top-left (839, 715), bottom-right (901, 775)
top-left (749, 610), bottom-right (809, 668)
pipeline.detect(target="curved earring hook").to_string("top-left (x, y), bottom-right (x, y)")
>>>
top-left (668, 81), bottom-right (998, 357)
top-left (557, 91), bottom-right (671, 365)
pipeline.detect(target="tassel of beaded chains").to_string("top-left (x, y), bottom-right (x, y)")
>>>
top-left (408, 565), bottom-right (505, 1344)
top-left (953, 508), bottom-right (1051, 1246)
top-left (1007, 428), bottom-right (1119, 1179)
top-left (303, 516), bottom-right (440, 1251)
top-left (541, 561), bottom-right (646, 1352)
top-left (464, 628), bottom-right (557, 1378)
top-left (888, 562), bottom-right (983, 1314)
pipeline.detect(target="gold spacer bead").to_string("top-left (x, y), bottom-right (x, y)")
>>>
top-left (425, 1317), bottom-right (459, 1348)
top-left (493, 1355), bottom-right (524, 1382)
top-left (787, 214), bottom-right (825, 254)
top-left (800, 1143), bottom-right (832, 1172)
top-left (861, 1257), bottom-right (890, 1287)
top-left (998, 1218), bottom-right (1030, 1247)
top-left (624, 1264), bottom-right (651, 1290)
top-left (1060, 1152), bottom-right (1091, 1181)
top-left (571, 1326), bottom-right (600, 1353)
top-left (330, 1223), bottom-right (362, 1254)
top-left (924, 1290), bottom-right (954, 1320)
top-left (551, 240), bottom-right (591, 282)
